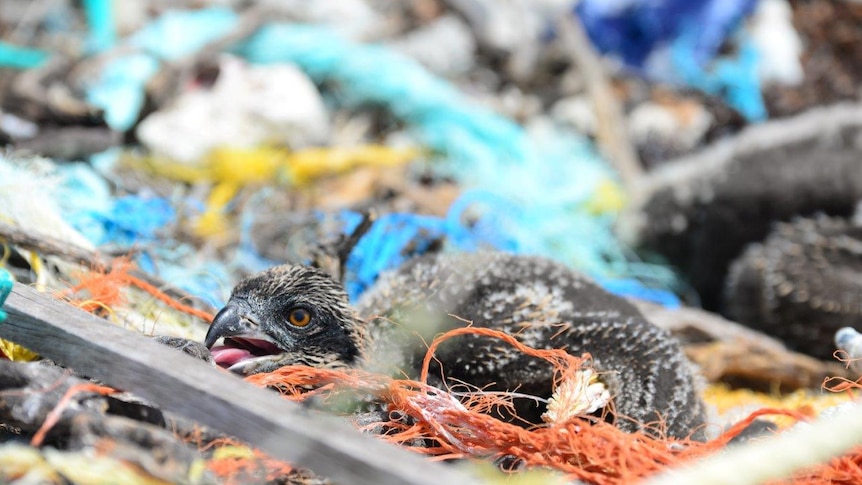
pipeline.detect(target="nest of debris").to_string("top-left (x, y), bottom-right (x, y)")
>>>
top-left (3, 1), bottom-right (862, 484)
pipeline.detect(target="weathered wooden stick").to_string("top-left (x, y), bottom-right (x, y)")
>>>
top-left (0, 220), bottom-right (107, 270)
top-left (0, 283), bottom-right (479, 485)
top-left (634, 300), bottom-right (854, 389)
top-left (556, 13), bottom-right (643, 193)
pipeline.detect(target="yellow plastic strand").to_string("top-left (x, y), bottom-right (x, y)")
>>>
top-left (196, 182), bottom-right (241, 238)
top-left (209, 146), bottom-right (286, 184)
top-left (0, 243), bottom-right (12, 266)
top-left (129, 145), bottom-right (418, 238)
top-left (703, 383), bottom-right (856, 429)
top-left (26, 251), bottom-right (47, 291)
top-left (585, 178), bottom-right (627, 215)
top-left (0, 339), bottom-right (39, 361)
top-left (280, 145), bottom-right (420, 185)
top-left (131, 145), bottom-right (418, 186)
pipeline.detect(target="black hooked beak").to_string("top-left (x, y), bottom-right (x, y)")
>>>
top-left (205, 302), bottom-right (259, 348)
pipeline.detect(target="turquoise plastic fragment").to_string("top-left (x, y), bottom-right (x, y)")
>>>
top-left (85, 53), bottom-right (160, 131)
top-left (0, 41), bottom-right (48, 69)
top-left (83, 0), bottom-right (117, 52)
top-left (85, 7), bottom-right (239, 130)
top-left (130, 7), bottom-right (238, 60)
top-left (0, 268), bottom-right (13, 323)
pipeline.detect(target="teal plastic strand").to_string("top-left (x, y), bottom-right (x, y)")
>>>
top-left (0, 268), bottom-right (13, 322)
top-left (0, 41), bottom-right (48, 69)
top-left (82, 0), bottom-right (117, 52)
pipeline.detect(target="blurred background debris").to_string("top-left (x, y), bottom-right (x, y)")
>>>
top-left (2, 0), bottom-right (862, 483)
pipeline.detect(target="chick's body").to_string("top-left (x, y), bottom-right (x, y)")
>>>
top-left (206, 251), bottom-right (705, 439)
top-left (355, 252), bottom-right (705, 438)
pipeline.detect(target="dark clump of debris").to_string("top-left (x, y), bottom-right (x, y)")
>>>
top-left (726, 215), bottom-right (862, 360)
top-left (625, 105), bottom-right (862, 312)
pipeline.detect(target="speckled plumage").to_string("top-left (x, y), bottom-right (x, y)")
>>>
top-left (206, 252), bottom-right (706, 439)
top-left (356, 252), bottom-right (705, 438)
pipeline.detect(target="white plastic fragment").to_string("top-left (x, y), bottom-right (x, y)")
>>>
top-left (628, 100), bottom-right (714, 153)
top-left (551, 95), bottom-right (597, 136)
top-left (0, 112), bottom-right (38, 139)
top-left (553, 95), bottom-right (714, 155)
top-left (749, 0), bottom-right (804, 86)
top-left (137, 56), bottom-right (330, 162)
top-left (449, 0), bottom-right (566, 52)
top-left (835, 327), bottom-right (862, 374)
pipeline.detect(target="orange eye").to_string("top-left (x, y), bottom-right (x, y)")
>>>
top-left (288, 308), bottom-right (311, 327)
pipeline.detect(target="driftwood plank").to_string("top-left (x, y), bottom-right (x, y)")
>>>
top-left (1, 283), bottom-right (479, 485)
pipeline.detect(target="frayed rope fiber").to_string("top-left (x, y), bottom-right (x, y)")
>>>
top-left (244, 327), bottom-right (826, 484)
top-left (59, 257), bottom-right (214, 322)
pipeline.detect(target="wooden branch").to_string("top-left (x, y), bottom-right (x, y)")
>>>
top-left (634, 300), bottom-right (854, 389)
top-left (633, 300), bottom-right (789, 352)
top-left (309, 210), bottom-right (377, 283)
top-left (335, 209), bottom-right (377, 281)
top-left (556, 14), bottom-right (643, 193)
top-left (13, 126), bottom-right (120, 160)
top-left (0, 220), bottom-right (107, 269)
top-left (0, 284), bottom-right (479, 485)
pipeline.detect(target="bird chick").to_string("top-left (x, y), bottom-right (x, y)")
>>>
top-left (205, 264), bottom-right (362, 371)
top-left (205, 252), bottom-right (706, 439)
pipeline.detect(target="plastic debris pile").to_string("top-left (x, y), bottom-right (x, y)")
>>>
top-left (2, 1), bottom-right (862, 484)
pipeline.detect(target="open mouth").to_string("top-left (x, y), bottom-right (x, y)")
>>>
top-left (209, 336), bottom-right (283, 370)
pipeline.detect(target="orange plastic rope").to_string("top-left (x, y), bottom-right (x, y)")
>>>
top-left (30, 383), bottom-right (116, 447)
top-left (242, 327), bottom-right (853, 484)
top-left (419, 326), bottom-right (586, 386)
top-left (823, 352), bottom-right (862, 394)
top-left (203, 437), bottom-right (295, 485)
top-left (59, 258), bottom-right (213, 323)
top-left (122, 273), bottom-right (214, 323)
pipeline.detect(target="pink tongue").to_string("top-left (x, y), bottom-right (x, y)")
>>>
top-left (211, 346), bottom-right (252, 368)
top-left (231, 337), bottom-right (281, 354)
